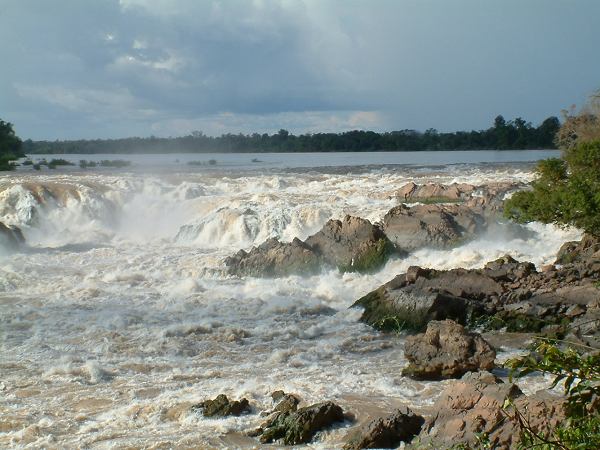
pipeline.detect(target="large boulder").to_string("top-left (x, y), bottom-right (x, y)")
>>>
top-left (419, 371), bottom-right (566, 449)
top-left (351, 266), bottom-right (499, 331)
top-left (343, 407), bottom-right (424, 449)
top-left (192, 394), bottom-right (251, 417)
top-left (224, 237), bottom-right (321, 277)
top-left (382, 204), bottom-right (485, 251)
top-left (304, 215), bottom-right (395, 273)
top-left (257, 401), bottom-right (345, 445)
top-left (225, 215), bottom-right (396, 277)
top-left (0, 222), bottom-right (24, 250)
top-left (402, 320), bottom-right (496, 380)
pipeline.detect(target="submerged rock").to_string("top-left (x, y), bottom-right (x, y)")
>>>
top-left (225, 215), bottom-right (396, 277)
top-left (0, 222), bottom-right (24, 250)
top-left (402, 320), bottom-right (496, 380)
top-left (343, 406), bottom-right (424, 449)
top-left (419, 371), bottom-right (566, 449)
top-left (192, 394), bottom-right (251, 417)
top-left (257, 400), bottom-right (345, 445)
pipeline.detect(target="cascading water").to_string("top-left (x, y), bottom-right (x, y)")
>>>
top-left (0, 164), bottom-right (581, 448)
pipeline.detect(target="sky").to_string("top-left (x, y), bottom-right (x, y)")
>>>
top-left (1, 0), bottom-right (600, 140)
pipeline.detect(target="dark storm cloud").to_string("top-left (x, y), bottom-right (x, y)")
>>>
top-left (1, 0), bottom-right (600, 139)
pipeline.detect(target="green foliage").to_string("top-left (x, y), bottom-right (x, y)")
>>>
top-left (506, 339), bottom-right (600, 449)
top-left (505, 140), bottom-right (600, 236)
top-left (0, 119), bottom-right (24, 171)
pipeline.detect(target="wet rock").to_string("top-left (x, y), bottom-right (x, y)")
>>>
top-left (402, 320), bottom-right (496, 380)
top-left (352, 267), bottom-right (497, 331)
top-left (305, 215), bottom-right (395, 273)
top-left (396, 182), bottom-right (476, 203)
top-left (419, 371), bottom-right (566, 449)
top-left (192, 394), bottom-right (251, 417)
top-left (343, 406), bottom-right (424, 449)
top-left (258, 400), bottom-right (345, 445)
top-left (272, 393), bottom-right (300, 414)
top-left (0, 222), bottom-right (24, 249)
top-left (383, 204), bottom-right (483, 251)
top-left (225, 215), bottom-right (396, 277)
top-left (225, 237), bottom-right (321, 277)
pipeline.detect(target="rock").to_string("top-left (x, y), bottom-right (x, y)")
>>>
top-left (352, 267), bottom-right (498, 331)
top-left (269, 391), bottom-right (300, 415)
top-left (352, 276), bottom-right (477, 332)
top-left (305, 215), bottom-right (395, 273)
top-left (225, 237), bottom-right (321, 277)
top-left (258, 401), bottom-right (345, 445)
top-left (419, 371), bottom-right (566, 449)
top-left (396, 182), bottom-right (476, 203)
top-left (382, 200), bottom-right (494, 252)
top-left (555, 233), bottom-right (600, 265)
top-left (343, 406), bottom-right (424, 449)
top-left (0, 222), bottom-right (24, 250)
top-left (192, 394), bottom-right (251, 417)
top-left (226, 215), bottom-right (396, 277)
top-left (402, 320), bottom-right (496, 380)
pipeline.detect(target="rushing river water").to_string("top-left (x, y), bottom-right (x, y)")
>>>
top-left (0, 152), bottom-right (578, 448)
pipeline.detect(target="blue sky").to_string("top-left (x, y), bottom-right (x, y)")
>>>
top-left (1, 0), bottom-right (600, 139)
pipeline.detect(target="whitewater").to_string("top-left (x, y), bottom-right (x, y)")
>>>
top-left (0, 156), bottom-right (581, 448)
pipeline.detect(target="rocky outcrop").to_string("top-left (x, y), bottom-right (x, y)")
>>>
top-left (255, 400), bottom-right (345, 445)
top-left (396, 181), bottom-right (525, 213)
top-left (396, 181), bottom-right (476, 203)
top-left (304, 215), bottom-right (394, 272)
top-left (419, 371), bottom-right (566, 449)
top-left (224, 237), bottom-right (321, 277)
top-left (402, 320), bottom-right (496, 380)
top-left (343, 407), bottom-right (424, 449)
top-left (192, 394), bottom-right (251, 417)
top-left (225, 215), bottom-right (395, 277)
top-left (382, 203), bottom-right (485, 251)
top-left (351, 263), bottom-right (506, 331)
top-left (352, 249), bottom-right (600, 339)
top-left (0, 222), bottom-right (24, 250)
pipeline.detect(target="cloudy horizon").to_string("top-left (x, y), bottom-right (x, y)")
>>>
top-left (2, 0), bottom-right (600, 140)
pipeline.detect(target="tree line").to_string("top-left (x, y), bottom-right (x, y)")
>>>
top-left (23, 115), bottom-right (560, 154)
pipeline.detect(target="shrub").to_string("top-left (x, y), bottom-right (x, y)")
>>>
top-left (506, 339), bottom-right (600, 449)
top-left (505, 140), bottom-right (600, 236)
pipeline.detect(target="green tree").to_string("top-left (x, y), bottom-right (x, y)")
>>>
top-left (505, 93), bottom-right (600, 236)
top-left (0, 119), bottom-right (24, 171)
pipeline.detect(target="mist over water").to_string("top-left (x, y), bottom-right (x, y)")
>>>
top-left (0, 160), bottom-right (580, 448)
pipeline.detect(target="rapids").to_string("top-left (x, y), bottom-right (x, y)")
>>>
top-left (0, 163), bottom-right (580, 448)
